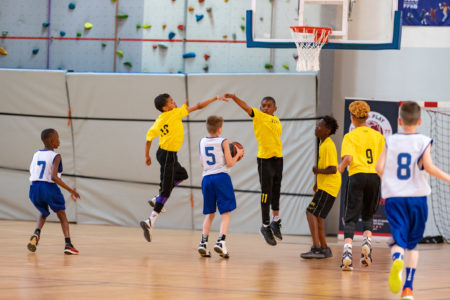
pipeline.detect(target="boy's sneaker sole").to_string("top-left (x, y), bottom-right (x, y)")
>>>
top-left (64, 248), bottom-right (79, 255)
top-left (213, 245), bottom-right (229, 258)
top-left (389, 259), bottom-right (404, 294)
top-left (27, 235), bottom-right (39, 252)
top-left (341, 254), bottom-right (353, 271)
top-left (259, 226), bottom-right (277, 246)
top-left (140, 220), bottom-right (152, 242)
top-left (360, 244), bottom-right (372, 267)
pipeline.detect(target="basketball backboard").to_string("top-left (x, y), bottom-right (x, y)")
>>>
top-left (247, 0), bottom-right (401, 50)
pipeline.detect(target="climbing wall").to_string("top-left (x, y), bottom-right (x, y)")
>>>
top-left (0, 0), bottom-right (299, 73)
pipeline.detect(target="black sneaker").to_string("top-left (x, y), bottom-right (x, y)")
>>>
top-left (300, 246), bottom-right (325, 259)
top-left (260, 225), bottom-right (277, 246)
top-left (322, 247), bottom-right (333, 258)
top-left (269, 219), bottom-right (282, 241)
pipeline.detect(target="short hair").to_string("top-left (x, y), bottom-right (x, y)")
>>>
top-left (349, 100), bottom-right (370, 121)
top-left (400, 101), bottom-right (421, 125)
top-left (261, 96), bottom-right (276, 106)
top-left (154, 93), bottom-right (170, 112)
top-left (322, 115), bottom-right (339, 135)
top-left (41, 128), bottom-right (56, 144)
top-left (206, 115), bottom-right (224, 134)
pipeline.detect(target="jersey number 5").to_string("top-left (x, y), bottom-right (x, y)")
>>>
top-left (397, 153), bottom-right (411, 180)
top-left (37, 160), bottom-right (46, 179)
top-left (205, 147), bottom-right (216, 165)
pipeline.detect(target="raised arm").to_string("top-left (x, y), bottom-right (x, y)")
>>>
top-left (224, 94), bottom-right (253, 116)
top-left (187, 95), bottom-right (227, 113)
top-left (52, 155), bottom-right (80, 201)
top-left (422, 145), bottom-right (450, 183)
top-left (375, 146), bottom-right (387, 177)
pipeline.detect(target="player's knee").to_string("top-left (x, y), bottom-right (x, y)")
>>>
top-left (362, 219), bottom-right (373, 232)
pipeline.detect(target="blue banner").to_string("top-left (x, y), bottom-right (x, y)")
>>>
top-left (399, 0), bottom-right (450, 26)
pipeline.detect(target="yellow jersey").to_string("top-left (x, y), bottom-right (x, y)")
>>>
top-left (341, 126), bottom-right (385, 176)
top-left (146, 104), bottom-right (189, 152)
top-left (317, 137), bottom-right (341, 197)
top-left (252, 108), bottom-right (283, 159)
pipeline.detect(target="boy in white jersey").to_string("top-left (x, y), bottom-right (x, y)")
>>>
top-left (376, 101), bottom-right (450, 300)
top-left (27, 128), bottom-right (80, 254)
top-left (197, 116), bottom-right (243, 258)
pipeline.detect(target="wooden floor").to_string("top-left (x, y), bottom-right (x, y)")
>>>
top-left (0, 221), bottom-right (449, 299)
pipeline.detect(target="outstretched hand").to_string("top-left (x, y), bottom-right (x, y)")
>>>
top-left (70, 188), bottom-right (80, 202)
top-left (224, 93), bottom-right (236, 100)
top-left (216, 95), bottom-right (229, 102)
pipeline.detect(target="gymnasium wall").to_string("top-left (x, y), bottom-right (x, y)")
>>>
top-left (0, 70), bottom-right (317, 235)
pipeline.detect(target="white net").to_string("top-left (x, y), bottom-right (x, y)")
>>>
top-left (290, 27), bottom-right (331, 72)
top-left (426, 108), bottom-right (450, 242)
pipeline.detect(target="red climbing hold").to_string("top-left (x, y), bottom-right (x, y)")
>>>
top-left (177, 25), bottom-right (185, 31)
top-left (204, 54), bottom-right (210, 61)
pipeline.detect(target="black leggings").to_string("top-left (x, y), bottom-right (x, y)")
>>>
top-left (156, 148), bottom-right (188, 198)
top-left (257, 157), bottom-right (283, 225)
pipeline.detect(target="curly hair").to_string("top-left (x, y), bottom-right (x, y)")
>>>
top-left (322, 115), bottom-right (339, 135)
top-left (349, 100), bottom-right (370, 120)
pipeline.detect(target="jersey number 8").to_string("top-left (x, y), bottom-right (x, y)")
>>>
top-left (397, 153), bottom-right (412, 180)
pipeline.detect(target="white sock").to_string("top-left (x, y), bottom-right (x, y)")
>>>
top-left (150, 211), bottom-right (159, 227)
top-left (344, 243), bottom-right (352, 252)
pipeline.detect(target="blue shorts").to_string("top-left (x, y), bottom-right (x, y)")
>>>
top-left (29, 181), bottom-right (66, 217)
top-left (202, 173), bottom-right (236, 215)
top-left (385, 196), bottom-right (428, 250)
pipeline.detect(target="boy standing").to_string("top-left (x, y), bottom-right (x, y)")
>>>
top-left (338, 100), bottom-right (385, 271)
top-left (28, 128), bottom-right (80, 254)
top-left (140, 93), bottom-right (225, 242)
top-left (376, 101), bottom-right (450, 300)
top-left (301, 116), bottom-right (341, 259)
top-left (197, 116), bottom-right (244, 258)
top-left (224, 94), bottom-right (282, 246)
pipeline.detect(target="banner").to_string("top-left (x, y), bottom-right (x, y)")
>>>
top-left (338, 99), bottom-right (398, 237)
top-left (399, 0), bottom-right (450, 26)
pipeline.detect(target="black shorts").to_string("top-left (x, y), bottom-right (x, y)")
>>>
top-left (307, 189), bottom-right (336, 219)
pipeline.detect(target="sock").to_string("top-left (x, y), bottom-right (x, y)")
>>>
top-left (392, 252), bottom-right (403, 261)
top-left (344, 243), bottom-right (352, 252)
top-left (65, 237), bottom-right (71, 245)
top-left (218, 234), bottom-right (226, 241)
top-left (150, 211), bottom-right (159, 226)
top-left (34, 228), bottom-right (41, 236)
top-left (201, 234), bottom-right (208, 243)
top-left (272, 215), bottom-right (280, 222)
top-left (403, 268), bottom-right (415, 290)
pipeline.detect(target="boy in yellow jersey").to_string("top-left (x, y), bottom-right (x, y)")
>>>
top-left (301, 116), bottom-right (341, 259)
top-left (225, 93), bottom-right (283, 246)
top-left (140, 93), bottom-right (226, 242)
top-left (338, 100), bottom-right (385, 271)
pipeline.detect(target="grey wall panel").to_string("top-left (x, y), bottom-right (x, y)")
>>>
top-left (0, 0), bottom-right (48, 37)
top-left (0, 39), bottom-right (48, 69)
top-left (141, 43), bottom-right (185, 73)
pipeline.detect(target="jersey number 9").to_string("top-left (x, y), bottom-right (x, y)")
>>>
top-left (366, 149), bottom-right (373, 164)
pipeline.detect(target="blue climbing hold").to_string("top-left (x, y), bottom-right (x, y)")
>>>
top-left (32, 48), bottom-right (39, 55)
top-left (60, 31), bottom-right (66, 37)
top-left (183, 52), bottom-right (196, 58)
top-left (168, 32), bottom-right (176, 40)
top-left (68, 2), bottom-right (76, 9)
top-left (195, 14), bottom-right (204, 22)
top-left (42, 22), bottom-right (50, 27)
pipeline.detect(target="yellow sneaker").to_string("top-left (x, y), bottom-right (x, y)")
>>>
top-left (400, 287), bottom-right (414, 300)
top-left (389, 259), bottom-right (404, 293)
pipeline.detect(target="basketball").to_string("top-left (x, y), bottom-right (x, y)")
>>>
top-left (229, 141), bottom-right (244, 161)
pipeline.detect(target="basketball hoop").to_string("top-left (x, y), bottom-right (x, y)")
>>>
top-left (290, 26), bottom-right (332, 72)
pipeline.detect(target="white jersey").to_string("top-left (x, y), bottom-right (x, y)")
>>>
top-left (29, 150), bottom-right (63, 182)
top-left (199, 137), bottom-right (229, 176)
top-left (381, 133), bottom-right (432, 198)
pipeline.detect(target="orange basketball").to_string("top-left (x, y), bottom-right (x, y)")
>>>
top-left (229, 141), bottom-right (244, 161)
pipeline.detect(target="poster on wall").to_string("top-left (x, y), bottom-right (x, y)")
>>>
top-left (338, 99), bottom-right (398, 238)
top-left (399, 0), bottom-right (450, 26)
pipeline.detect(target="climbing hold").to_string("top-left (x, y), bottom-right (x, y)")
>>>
top-left (76, 32), bottom-right (82, 37)
top-left (293, 53), bottom-right (298, 60)
top-left (152, 44), bottom-right (157, 49)
top-left (240, 25), bottom-right (245, 31)
top-left (188, 6), bottom-right (194, 12)
top-left (282, 64), bottom-right (289, 70)
top-left (162, 24), bottom-right (167, 29)
top-left (117, 13), bottom-right (128, 19)
top-left (136, 24), bottom-right (141, 29)
top-left (101, 43), bottom-right (107, 47)
top-left (111, 0), bottom-right (116, 2)
top-left (2, 31), bottom-right (8, 36)
top-left (265, 63), bottom-right (273, 69)
top-left (177, 24), bottom-right (185, 30)
top-left (183, 52), bottom-right (196, 58)
top-left (68, 2), bottom-right (76, 9)
top-left (60, 31), bottom-right (66, 37)
top-left (116, 50), bottom-right (123, 57)
top-left (203, 65), bottom-right (209, 72)
top-left (158, 42), bottom-right (169, 49)
top-left (168, 32), bottom-right (176, 40)
top-left (84, 22), bottom-right (93, 30)
top-left (204, 54), bottom-right (210, 61)
top-left (0, 47), bottom-right (7, 56)
top-left (199, 0), bottom-right (205, 3)
top-left (195, 14), bottom-right (204, 22)
top-left (142, 24), bottom-right (151, 29)
top-left (32, 48), bottom-right (39, 55)
top-left (232, 33), bottom-right (237, 40)
top-left (222, 34), bottom-right (228, 39)
top-left (123, 61), bottom-right (132, 67)
top-left (42, 22), bottom-right (50, 27)
top-left (260, 17), bottom-right (264, 21)
top-left (206, 7), bottom-right (212, 13)
top-left (225, 0), bottom-right (229, 2)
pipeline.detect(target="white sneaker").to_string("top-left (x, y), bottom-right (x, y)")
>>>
top-left (214, 240), bottom-right (229, 258)
top-left (198, 242), bottom-right (211, 257)
top-left (148, 196), bottom-right (166, 213)
top-left (139, 218), bottom-right (152, 242)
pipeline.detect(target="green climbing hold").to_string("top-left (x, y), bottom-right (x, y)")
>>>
top-left (264, 63), bottom-right (273, 69)
top-left (240, 25), bottom-right (245, 31)
top-left (76, 32), bottom-right (82, 37)
top-left (158, 42), bottom-right (169, 49)
top-left (116, 50), bottom-right (123, 57)
top-left (101, 43), bottom-right (107, 47)
top-left (282, 64), bottom-right (289, 70)
top-left (123, 61), bottom-right (132, 67)
top-left (136, 24), bottom-right (141, 29)
top-left (2, 31), bottom-right (8, 37)
top-left (117, 13), bottom-right (128, 19)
